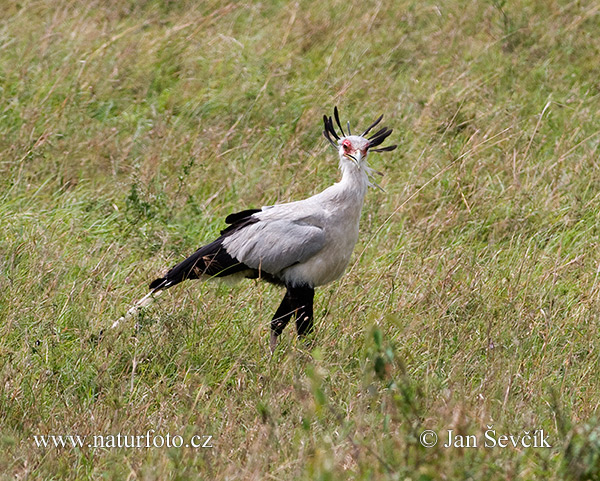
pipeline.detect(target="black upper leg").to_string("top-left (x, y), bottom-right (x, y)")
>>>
top-left (293, 286), bottom-right (314, 337)
top-left (271, 285), bottom-right (315, 338)
top-left (271, 289), bottom-right (294, 337)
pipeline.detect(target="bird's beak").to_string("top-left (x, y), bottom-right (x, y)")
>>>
top-left (345, 151), bottom-right (361, 166)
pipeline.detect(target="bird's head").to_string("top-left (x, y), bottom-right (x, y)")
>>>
top-left (322, 106), bottom-right (397, 169)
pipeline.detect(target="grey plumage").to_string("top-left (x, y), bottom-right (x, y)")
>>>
top-left (223, 213), bottom-right (326, 277)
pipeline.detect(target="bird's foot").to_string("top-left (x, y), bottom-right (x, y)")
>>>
top-left (269, 332), bottom-right (279, 354)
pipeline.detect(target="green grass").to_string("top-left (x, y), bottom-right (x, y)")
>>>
top-left (2, 0), bottom-right (600, 479)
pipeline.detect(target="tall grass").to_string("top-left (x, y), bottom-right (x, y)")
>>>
top-left (1, 0), bottom-right (600, 479)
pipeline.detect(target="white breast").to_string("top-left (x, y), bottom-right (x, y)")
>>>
top-left (282, 221), bottom-right (359, 286)
top-left (226, 159), bottom-right (370, 288)
top-left (281, 183), bottom-right (365, 287)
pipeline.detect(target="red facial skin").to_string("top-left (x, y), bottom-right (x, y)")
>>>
top-left (342, 138), bottom-right (368, 157)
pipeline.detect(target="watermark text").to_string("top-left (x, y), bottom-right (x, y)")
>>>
top-left (419, 426), bottom-right (552, 449)
top-left (32, 431), bottom-right (213, 450)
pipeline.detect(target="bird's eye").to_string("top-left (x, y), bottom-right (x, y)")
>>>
top-left (342, 140), bottom-right (352, 150)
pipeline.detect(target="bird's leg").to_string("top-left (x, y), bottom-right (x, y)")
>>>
top-left (269, 332), bottom-right (279, 353)
top-left (293, 286), bottom-right (314, 338)
top-left (270, 289), bottom-right (295, 352)
top-left (270, 286), bottom-right (315, 352)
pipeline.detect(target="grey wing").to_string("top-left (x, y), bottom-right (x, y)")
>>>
top-left (222, 219), bottom-right (326, 274)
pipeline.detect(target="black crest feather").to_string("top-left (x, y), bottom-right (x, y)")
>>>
top-left (322, 107), bottom-right (396, 153)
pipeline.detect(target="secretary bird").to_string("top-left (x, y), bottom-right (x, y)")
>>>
top-left (115, 107), bottom-right (396, 351)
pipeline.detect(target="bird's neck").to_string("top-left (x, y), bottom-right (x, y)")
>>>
top-left (337, 158), bottom-right (369, 199)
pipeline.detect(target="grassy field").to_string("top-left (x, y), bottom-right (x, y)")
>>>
top-left (2, 0), bottom-right (600, 479)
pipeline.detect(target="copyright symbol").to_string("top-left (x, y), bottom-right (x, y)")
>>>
top-left (420, 430), bottom-right (438, 448)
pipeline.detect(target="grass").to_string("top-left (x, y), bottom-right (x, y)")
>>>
top-left (1, 0), bottom-right (600, 479)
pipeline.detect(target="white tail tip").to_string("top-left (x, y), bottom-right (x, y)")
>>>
top-left (111, 290), bottom-right (163, 329)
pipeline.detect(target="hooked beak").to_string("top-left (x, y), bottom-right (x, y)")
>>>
top-left (344, 150), bottom-right (361, 166)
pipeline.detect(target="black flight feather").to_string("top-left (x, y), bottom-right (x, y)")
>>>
top-left (149, 209), bottom-right (260, 290)
top-left (148, 238), bottom-right (251, 290)
top-left (224, 208), bottom-right (261, 225)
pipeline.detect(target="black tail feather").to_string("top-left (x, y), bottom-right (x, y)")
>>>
top-left (149, 238), bottom-right (250, 290)
top-left (149, 277), bottom-right (168, 290)
top-left (150, 209), bottom-right (261, 291)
